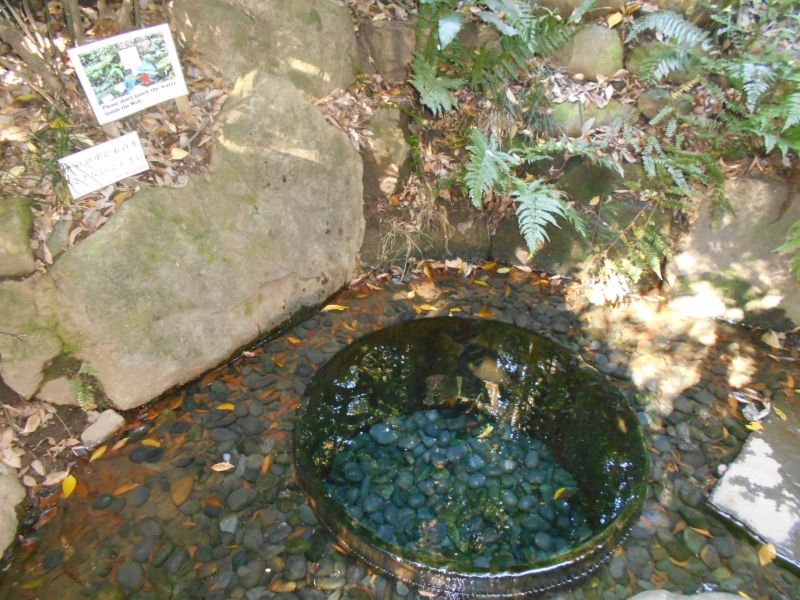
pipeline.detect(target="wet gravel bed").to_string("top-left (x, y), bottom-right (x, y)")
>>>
top-left (1, 266), bottom-right (799, 600)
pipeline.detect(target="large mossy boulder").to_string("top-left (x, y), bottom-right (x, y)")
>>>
top-left (552, 25), bottom-right (623, 81)
top-left (172, 0), bottom-right (356, 96)
top-left (40, 73), bottom-right (364, 410)
top-left (0, 198), bottom-right (35, 278)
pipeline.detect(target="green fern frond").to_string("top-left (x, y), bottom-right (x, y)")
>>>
top-left (464, 128), bottom-right (519, 208)
top-left (569, 0), bottom-right (597, 23)
top-left (782, 92), bottom-right (800, 131)
top-left (724, 61), bottom-right (776, 113)
top-left (411, 55), bottom-right (463, 116)
top-left (626, 11), bottom-right (712, 50)
top-left (777, 220), bottom-right (800, 281)
top-left (513, 179), bottom-right (568, 253)
top-left (637, 44), bottom-right (698, 83)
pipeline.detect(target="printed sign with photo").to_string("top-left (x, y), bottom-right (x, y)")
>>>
top-left (68, 23), bottom-right (188, 125)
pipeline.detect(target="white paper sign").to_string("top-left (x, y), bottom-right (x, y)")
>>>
top-left (68, 23), bottom-right (188, 125)
top-left (59, 132), bottom-right (149, 198)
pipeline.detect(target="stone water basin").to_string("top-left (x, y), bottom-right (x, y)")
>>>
top-left (295, 317), bottom-right (648, 597)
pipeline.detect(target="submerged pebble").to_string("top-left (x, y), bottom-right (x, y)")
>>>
top-left (325, 409), bottom-right (591, 568)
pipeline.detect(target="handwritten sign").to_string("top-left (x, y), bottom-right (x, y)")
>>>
top-left (68, 23), bottom-right (188, 125)
top-left (59, 132), bottom-right (149, 198)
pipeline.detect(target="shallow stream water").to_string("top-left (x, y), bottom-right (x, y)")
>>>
top-left (1, 267), bottom-right (798, 599)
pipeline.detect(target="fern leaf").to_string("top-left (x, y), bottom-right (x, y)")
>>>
top-left (725, 61), bottom-right (775, 113)
top-left (464, 129), bottom-right (519, 208)
top-left (411, 55), bottom-right (462, 116)
top-left (513, 179), bottom-right (568, 253)
top-left (569, 0), bottom-right (597, 24)
top-left (626, 11), bottom-right (712, 51)
top-left (782, 92), bottom-right (800, 131)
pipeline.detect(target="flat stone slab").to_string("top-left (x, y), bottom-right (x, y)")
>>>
top-left (710, 394), bottom-right (800, 568)
top-left (628, 593), bottom-right (741, 600)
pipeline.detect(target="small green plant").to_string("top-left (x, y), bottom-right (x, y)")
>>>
top-left (71, 362), bottom-right (99, 412)
top-left (464, 128), bottom-right (586, 254)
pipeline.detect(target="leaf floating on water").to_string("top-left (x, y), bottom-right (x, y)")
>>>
top-left (211, 462), bottom-right (235, 472)
top-left (758, 543), bottom-right (777, 566)
top-left (217, 403), bottom-right (236, 411)
top-left (19, 578), bottom-right (43, 590)
top-left (261, 456), bottom-right (271, 475)
top-left (690, 527), bottom-right (713, 538)
top-left (112, 482), bottom-right (141, 496)
top-left (497, 267), bottom-right (511, 274)
top-left (62, 474), bottom-right (77, 499)
top-left (269, 581), bottom-right (297, 593)
top-left (745, 422), bottom-right (763, 431)
top-left (322, 304), bottom-right (348, 312)
top-left (477, 425), bottom-right (494, 439)
top-left (90, 445), bottom-right (108, 462)
top-left (474, 305), bottom-right (497, 319)
top-left (471, 279), bottom-right (490, 287)
top-left (110, 437), bottom-right (129, 452)
top-left (553, 487), bottom-right (567, 500)
top-left (141, 438), bottom-right (161, 447)
top-left (286, 336), bottom-right (302, 346)
top-left (774, 407), bottom-right (787, 421)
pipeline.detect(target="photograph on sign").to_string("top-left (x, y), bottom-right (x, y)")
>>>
top-left (58, 132), bottom-right (149, 198)
top-left (68, 23), bottom-right (188, 125)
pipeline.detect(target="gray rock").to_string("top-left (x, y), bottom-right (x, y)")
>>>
top-left (116, 561), bottom-right (144, 591)
top-left (0, 280), bottom-right (61, 399)
top-left (357, 19), bottom-right (416, 81)
top-left (0, 464), bottom-right (25, 556)
top-left (80, 410), bottom-right (125, 448)
top-left (173, 0), bottom-right (356, 97)
top-left (552, 25), bottom-right (623, 81)
top-left (549, 100), bottom-right (633, 137)
top-left (0, 198), bottom-right (34, 277)
top-left (364, 107), bottom-right (410, 196)
top-left (227, 487), bottom-right (257, 511)
top-left (286, 554), bottom-right (308, 580)
top-left (45, 72), bottom-right (363, 410)
top-left (36, 376), bottom-right (79, 407)
top-left (672, 175), bottom-right (800, 328)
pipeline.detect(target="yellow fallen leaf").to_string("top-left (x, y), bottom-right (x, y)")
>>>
top-left (217, 403), bottom-right (236, 411)
top-left (113, 482), bottom-right (141, 496)
top-left (607, 11), bottom-right (623, 28)
top-left (738, 592), bottom-right (753, 600)
top-left (758, 543), bottom-right (776, 566)
top-left (482, 262), bottom-right (497, 271)
top-left (89, 445), bottom-right (108, 462)
top-left (366, 283), bottom-right (384, 291)
top-left (286, 336), bottom-right (301, 346)
top-left (449, 307), bottom-right (463, 316)
top-left (475, 305), bottom-right (497, 319)
top-left (690, 527), bottom-right (713, 538)
top-left (322, 304), bottom-right (348, 312)
top-left (589, 196), bottom-right (601, 206)
top-left (774, 407), bottom-right (787, 421)
top-left (553, 487), bottom-right (567, 500)
top-left (418, 304), bottom-right (440, 312)
top-left (141, 438), bottom-right (161, 447)
top-left (746, 422), bottom-right (763, 431)
top-left (471, 279), bottom-right (489, 287)
top-left (62, 474), bottom-right (77, 499)
top-left (170, 147), bottom-right (189, 160)
top-left (669, 557), bottom-right (689, 568)
top-left (110, 437), bottom-right (129, 452)
top-left (497, 267), bottom-right (511, 274)
top-left (211, 462), bottom-right (235, 472)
